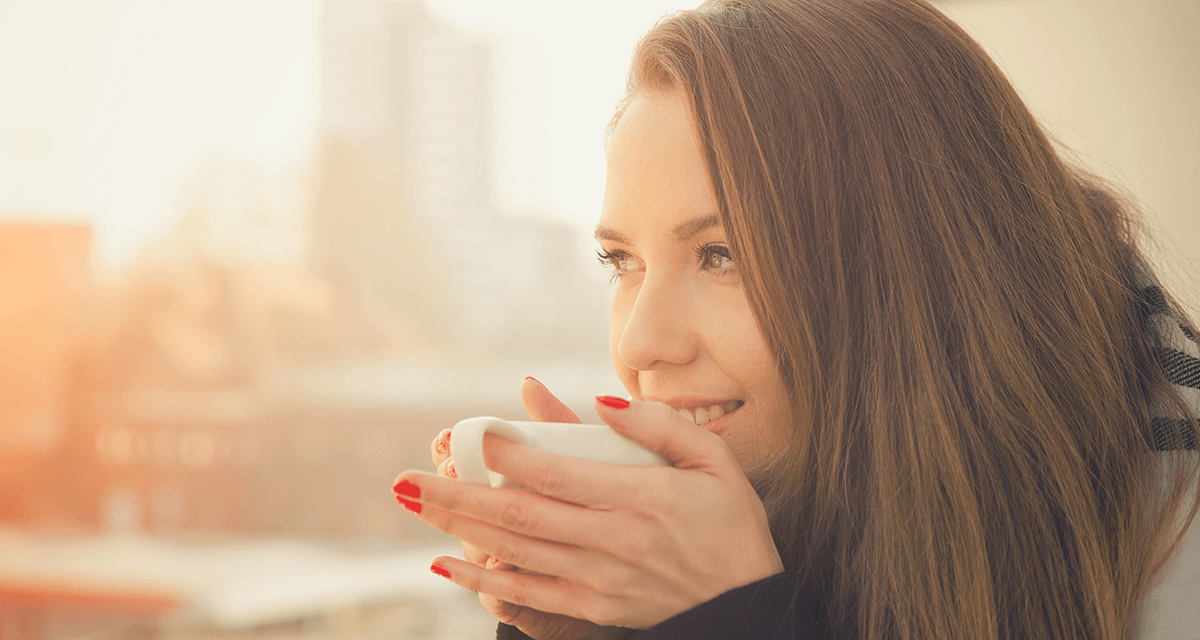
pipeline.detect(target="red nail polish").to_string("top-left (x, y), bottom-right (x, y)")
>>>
top-left (596, 395), bottom-right (630, 409)
top-left (395, 494), bottom-right (422, 514)
top-left (446, 461), bottom-right (457, 479)
top-left (435, 437), bottom-right (447, 454)
top-left (393, 479), bottom-right (421, 499)
top-left (525, 376), bottom-right (540, 384)
top-left (430, 562), bottom-right (451, 579)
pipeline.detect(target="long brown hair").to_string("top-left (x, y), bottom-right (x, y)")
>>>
top-left (616, 1), bottom-right (1200, 638)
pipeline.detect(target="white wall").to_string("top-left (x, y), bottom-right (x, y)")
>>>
top-left (939, 0), bottom-right (1200, 317)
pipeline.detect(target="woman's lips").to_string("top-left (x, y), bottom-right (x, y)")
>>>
top-left (675, 400), bottom-right (745, 435)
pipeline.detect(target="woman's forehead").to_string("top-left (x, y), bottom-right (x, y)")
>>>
top-left (600, 94), bottom-right (720, 242)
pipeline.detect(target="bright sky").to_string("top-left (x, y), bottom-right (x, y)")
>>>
top-left (0, 0), bottom-right (696, 266)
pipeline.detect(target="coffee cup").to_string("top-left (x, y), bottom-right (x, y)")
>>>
top-left (449, 416), bottom-right (670, 488)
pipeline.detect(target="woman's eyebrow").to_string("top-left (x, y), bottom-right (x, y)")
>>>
top-left (671, 215), bottom-right (720, 241)
top-left (594, 226), bottom-right (631, 244)
top-left (594, 215), bottom-right (721, 244)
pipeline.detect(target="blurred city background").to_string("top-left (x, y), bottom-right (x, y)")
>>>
top-left (0, 0), bottom-right (1197, 638)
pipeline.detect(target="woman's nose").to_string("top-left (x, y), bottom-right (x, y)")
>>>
top-left (615, 274), bottom-right (699, 371)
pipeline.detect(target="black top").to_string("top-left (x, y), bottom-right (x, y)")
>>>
top-left (496, 572), bottom-right (826, 640)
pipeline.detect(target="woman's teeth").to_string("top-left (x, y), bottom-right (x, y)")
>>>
top-left (678, 401), bottom-right (743, 426)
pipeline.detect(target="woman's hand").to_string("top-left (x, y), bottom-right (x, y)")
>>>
top-left (427, 378), bottom-right (629, 640)
top-left (400, 392), bottom-right (784, 631)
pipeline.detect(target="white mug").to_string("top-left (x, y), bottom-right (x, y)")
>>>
top-left (449, 416), bottom-right (670, 488)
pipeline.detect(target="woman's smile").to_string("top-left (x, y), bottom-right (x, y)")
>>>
top-left (650, 397), bottom-right (746, 431)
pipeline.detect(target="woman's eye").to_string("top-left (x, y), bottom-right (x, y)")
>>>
top-left (697, 244), bottom-right (735, 271)
top-left (596, 249), bottom-right (641, 282)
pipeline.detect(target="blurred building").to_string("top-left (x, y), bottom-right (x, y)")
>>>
top-left (0, 224), bottom-right (92, 522)
top-left (313, 0), bottom-right (609, 359)
top-left (314, 0), bottom-right (484, 351)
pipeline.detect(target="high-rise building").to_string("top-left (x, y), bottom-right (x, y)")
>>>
top-left (313, 0), bottom-right (609, 361)
top-left (313, 0), bottom-right (495, 350)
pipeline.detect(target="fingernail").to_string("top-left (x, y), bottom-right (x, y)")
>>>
top-left (525, 376), bottom-right (540, 384)
top-left (435, 432), bottom-right (448, 454)
top-left (395, 494), bottom-right (422, 514)
top-left (596, 395), bottom-right (630, 409)
top-left (393, 478), bottom-right (421, 499)
top-left (446, 460), bottom-right (457, 479)
top-left (430, 562), bottom-right (451, 579)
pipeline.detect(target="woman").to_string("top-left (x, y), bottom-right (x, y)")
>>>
top-left (392, 0), bottom-right (1200, 638)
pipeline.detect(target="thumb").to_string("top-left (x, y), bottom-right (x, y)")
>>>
top-left (594, 396), bottom-right (734, 473)
top-left (521, 377), bottom-right (582, 424)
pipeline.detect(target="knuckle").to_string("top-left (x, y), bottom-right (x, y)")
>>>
top-left (490, 537), bottom-right (527, 569)
top-left (463, 543), bottom-right (489, 566)
top-left (440, 486), bottom-right (464, 512)
top-left (529, 460), bottom-right (569, 497)
top-left (600, 521), bottom-right (641, 562)
top-left (624, 480), bottom-right (663, 514)
top-left (641, 470), bottom-right (684, 510)
top-left (500, 583), bottom-right (534, 610)
top-left (484, 595), bottom-right (518, 624)
top-left (585, 571), bottom-right (617, 597)
top-left (610, 534), bottom-right (647, 564)
top-left (647, 401), bottom-right (677, 425)
top-left (498, 499), bottom-right (535, 533)
top-left (635, 487), bottom-right (665, 513)
top-left (480, 593), bottom-right (506, 618)
top-left (583, 596), bottom-right (620, 628)
top-left (593, 564), bottom-right (633, 598)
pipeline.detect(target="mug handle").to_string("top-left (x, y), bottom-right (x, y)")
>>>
top-left (449, 417), bottom-right (534, 487)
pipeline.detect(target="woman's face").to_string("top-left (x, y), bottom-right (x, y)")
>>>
top-left (597, 91), bottom-right (794, 486)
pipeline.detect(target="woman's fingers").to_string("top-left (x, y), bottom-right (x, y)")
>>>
top-left (486, 556), bottom-right (516, 571)
top-left (394, 471), bottom-right (618, 566)
top-left (594, 398), bottom-right (734, 473)
top-left (463, 540), bottom-right (490, 566)
top-left (410, 496), bottom-right (605, 580)
top-left (431, 430), bottom-right (481, 563)
top-left (430, 555), bottom-right (597, 624)
top-left (480, 435), bottom-right (650, 509)
top-left (431, 428), bottom-right (452, 466)
top-left (396, 391), bottom-right (783, 631)
top-left (481, 595), bottom-right (593, 639)
top-left (522, 377), bottom-right (583, 424)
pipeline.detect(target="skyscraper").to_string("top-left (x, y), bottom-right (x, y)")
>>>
top-left (313, 0), bottom-right (609, 360)
top-left (313, 0), bottom-right (494, 350)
